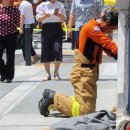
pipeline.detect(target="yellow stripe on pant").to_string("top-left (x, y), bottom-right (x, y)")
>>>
top-left (71, 96), bottom-right (80, 116)
top-left (103, 0), bottom-right (116, 5)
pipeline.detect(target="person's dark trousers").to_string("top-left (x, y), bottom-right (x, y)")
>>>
top-left (0, 33), bottom-right (17, 80)
top-left (22, 24), bottom-right (36, 60)
top-left (72, 31), bottom-right (79, 49)
top-left (74, 31), bottom-right (79, 42)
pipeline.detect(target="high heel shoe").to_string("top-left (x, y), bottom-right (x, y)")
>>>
top-left (43, 74), bottom-right (51, 81)
top-left (54, 73), bottom-right (61, 80)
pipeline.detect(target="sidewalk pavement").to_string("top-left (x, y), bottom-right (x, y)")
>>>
top-left (0, 40), bottom-right (117, 130)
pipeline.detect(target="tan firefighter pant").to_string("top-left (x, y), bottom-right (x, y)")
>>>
top-left (53, 49), bottom-right (99, 117)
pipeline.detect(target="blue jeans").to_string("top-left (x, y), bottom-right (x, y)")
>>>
top-left (72, 31), bottom-right (79, 49)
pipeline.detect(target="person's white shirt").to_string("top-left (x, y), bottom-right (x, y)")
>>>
top-left (36, 1), bottom-right (67, 24)
top-left (19, 0), bottom-right (34, 24)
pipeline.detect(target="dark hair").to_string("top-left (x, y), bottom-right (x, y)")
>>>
top-left (102, 12), bottom-right (118, 26)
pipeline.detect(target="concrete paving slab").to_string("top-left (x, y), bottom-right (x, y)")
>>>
top-left (0, 114), bottom-right (65, 130)
top-left (0, 126), bottom-right (46, 130)
top-left (0, 114), bottom-right (65, 126)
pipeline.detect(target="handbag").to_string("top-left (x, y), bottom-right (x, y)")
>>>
top-left (15, 34), bottom-right (24, 50)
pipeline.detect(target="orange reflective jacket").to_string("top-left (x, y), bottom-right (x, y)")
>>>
top-left (77, 19), bottom-right (118, 64)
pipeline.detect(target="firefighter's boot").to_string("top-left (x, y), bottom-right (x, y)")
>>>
top-left (38, 89), bottom-right (56, 117)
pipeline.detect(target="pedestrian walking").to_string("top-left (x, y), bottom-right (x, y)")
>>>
top-left (19, 0), bottom-right (40, 64)
top-left (68, 0), bottom-right (104, 49)
top-left (38, 12), bottom-right (118, 117)
top-left (36, 0), bottom-right (67, 81)
top-left (0, 0), bottom-right (20, 83)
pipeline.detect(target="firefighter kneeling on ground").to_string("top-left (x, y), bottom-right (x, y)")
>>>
top-left (38, 11), bottom-right (118, 117)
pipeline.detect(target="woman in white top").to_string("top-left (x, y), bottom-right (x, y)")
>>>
top-left (36, 0), bottom-right (67, 81)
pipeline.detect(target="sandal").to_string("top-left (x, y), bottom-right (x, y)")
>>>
top-left (43, 74), bottom-right (51, 81)
top-left (54, 73), bottom-right (61, 80)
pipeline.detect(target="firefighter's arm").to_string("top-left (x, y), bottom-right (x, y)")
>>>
top-left (104, 49), bottom-right (117, 60)
top-left (88, 29), bottom-right (118, 60)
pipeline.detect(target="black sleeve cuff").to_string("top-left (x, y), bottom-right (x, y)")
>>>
top-left (113, 54), bottom-right (117, 60)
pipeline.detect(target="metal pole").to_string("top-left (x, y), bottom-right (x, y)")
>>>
top-left (24, 24), bottom-right (31, 66)
top-left (127, 2), bottom-right (130, 115)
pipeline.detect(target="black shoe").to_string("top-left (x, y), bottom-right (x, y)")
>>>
top-left (0, 77), bottom-right (5, 82)
top-left (6, 79), bottom-right (12, 83)
top-left (38, 89), bottom-right (56, 117)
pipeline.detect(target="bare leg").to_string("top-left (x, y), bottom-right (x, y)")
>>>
top-left (43, 62), bottom-right (51, 80)
top-left (54, 61), bottom-right (61, 80)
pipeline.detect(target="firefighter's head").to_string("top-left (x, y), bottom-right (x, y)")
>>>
top-left (99, 12), bottom-right (118, 33)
